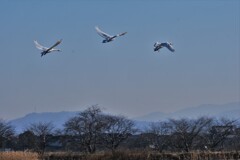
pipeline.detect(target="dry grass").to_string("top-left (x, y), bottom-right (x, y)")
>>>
top-left (1, 151), bottom-right (240, 160)
top-left (43, 151), bottom-right (240, 160)
top-left (0, 151), bottom-right (39, 160)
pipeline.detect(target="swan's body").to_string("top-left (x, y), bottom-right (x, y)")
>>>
top-left (95, 26), bottom-right (127, 43)
top-left (154, 42), bottom-right (175, 52)
top-left (34, 39), bottom-right (62, 57)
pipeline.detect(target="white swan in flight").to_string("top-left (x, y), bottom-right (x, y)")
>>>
top-left (34, 39), bottom-right (62, 57)
top-left (95, 26), bottom-right (127, 43)
top-left (154, 42), bottom-right (175, 52)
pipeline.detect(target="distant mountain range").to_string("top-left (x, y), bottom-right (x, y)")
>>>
top-left (134, 102), bottom-right (240, 122)
top-left (9, 102), bottom-right (240, 133)
top-left (9, 111), bottom-right (78, 133)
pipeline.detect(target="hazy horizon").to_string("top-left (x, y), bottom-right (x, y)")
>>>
top-left (1, 0), bottom-right (239, 120)
top-left (6, 101), bottom-right (240, 121)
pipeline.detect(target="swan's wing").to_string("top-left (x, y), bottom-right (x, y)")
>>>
top-left (154, 42), bottom-right (160, 47)
top-left (117, 32), bottom-right (127, 37)
top-left (111, 32), bottom-right (127, 39)
top-left (46, 39), bottom-right (62, 52)
top-left (162, 42), bottom-right (175, 52)
top-left (166, 44), bottom-right (175, 52)
top-left (95, 26), bottom-right (112, 39)
top-left (34, 40), bottom-right (48, 51)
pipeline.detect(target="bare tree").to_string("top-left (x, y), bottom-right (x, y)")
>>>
top-left (144, 121), bottom-right (172, 152)
top-left (203, 118), bottom-right (237, 151)
top-left (101, 115), bottom-right (136, 153)
top-left (28, 122), bottom-right (54, 155)
top-left (234, 120), bottom-right (240, 151)
top-left (17, 130), bottom-right (37, 151)
top-left (0, 120), bottom-right (15, 149)
top-left (64, 105), bottom-right (105, 153)
top-left (169, 117), bottom-right (212, 152)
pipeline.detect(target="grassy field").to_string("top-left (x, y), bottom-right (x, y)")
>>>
top-left (0, 151), bottom-right (38, 160)
top-left (43, 151), bottom-right (240, 160)
top-left (1, 151), bottom-right (240, 160)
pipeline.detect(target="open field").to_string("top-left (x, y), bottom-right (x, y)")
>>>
top-left (1, 151), bottom-right (240, 160)
top-left (43, 151), bottom-right (240, 160)
top-left (0, 151), bottom-right (38, 160)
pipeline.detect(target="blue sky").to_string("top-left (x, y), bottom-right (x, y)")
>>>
top-left (0, 0), bottom-right (239, 120)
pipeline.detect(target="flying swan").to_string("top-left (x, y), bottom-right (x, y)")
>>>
top-left (95, 26), bottom-right (127, 43)
top-left (34, 39), bottom-right (62, 57)
top-left (154, 42), bottom-right (175, 52)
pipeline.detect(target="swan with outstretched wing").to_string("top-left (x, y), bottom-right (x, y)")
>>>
top-left (95, 26), bottom-right (127, 43)
top-left (34, 39), bottom-right (62, 57)
top-left (154, 42), bottom-right (175, 52)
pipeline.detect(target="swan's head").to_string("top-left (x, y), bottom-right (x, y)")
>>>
top-left (154, 47), bottom-right (159, 52)
top-left (102, 40), bottom-right (108, 43)
top-left (102, 39), bottom-right (113, 43)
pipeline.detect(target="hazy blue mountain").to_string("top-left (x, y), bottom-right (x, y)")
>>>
top-left (134, 112), bottom-right (167, 122)
top-left (134, 102), bottom-right (240, 121)
top-left (9, 111), bottom-right (152, 133)
top-left (9, 111), bottom-right (78, 133)
top-left (9, 102), bottom-right (240, 133)
top-left (134, 120), bottom-right (152, 132)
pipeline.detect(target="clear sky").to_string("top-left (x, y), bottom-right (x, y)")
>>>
top-left (0, 0), bottom-right (239, 120)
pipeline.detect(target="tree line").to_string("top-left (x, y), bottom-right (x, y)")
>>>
top-left (1, 105), bottom-right (240, 155)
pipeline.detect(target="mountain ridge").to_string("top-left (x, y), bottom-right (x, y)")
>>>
top-left (134, 102), bottom-right (240, 121)
top-left (9, 102), bottom-right (240, 133)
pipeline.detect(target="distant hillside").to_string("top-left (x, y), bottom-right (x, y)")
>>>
top-left (9, 111), bottom-right (78, 133)
top-left (134, 102), bottom-right (240, 121)
top-left (9, 102), bottom-right (240, 133)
